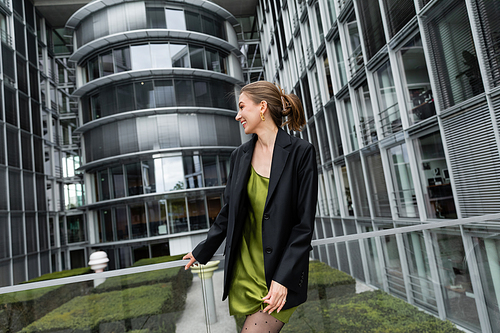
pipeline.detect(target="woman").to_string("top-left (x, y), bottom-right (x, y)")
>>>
top-left (183, 81), bottom-right (318, 332)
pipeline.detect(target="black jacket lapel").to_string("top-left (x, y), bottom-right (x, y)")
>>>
top-left (265, 129), bottom-right (291, 208)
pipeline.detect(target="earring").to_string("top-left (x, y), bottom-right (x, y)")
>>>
top-left (260, 112), bottom-right (265, 121)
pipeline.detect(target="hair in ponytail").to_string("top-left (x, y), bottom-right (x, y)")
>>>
top-left (240, 81), bottom-right (306, 131)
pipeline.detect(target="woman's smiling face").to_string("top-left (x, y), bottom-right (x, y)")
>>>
top-left (236, 92), bottom-right (264, 135)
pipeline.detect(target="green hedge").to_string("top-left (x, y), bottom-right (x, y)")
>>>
top-left (132, 254), bottom-right (187, 267)
top-left (307, 260), bottom-right (356, 300)
top-left (21, 283), bottom-right (180, 333)
top-left (283, 290), bottom-right (461, 333)
top-left (94, 266), bottom-right (192, 295)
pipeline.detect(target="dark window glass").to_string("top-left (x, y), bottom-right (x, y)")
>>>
top-left (31, 100), bottom-right (41, 136)
top-left (19, 94), bottom-right (30, 132)
top-left (376, 61), bottom-right (400, 136)
top-left (130, 203), bottom-right (147, 239)
top-left (202, 15), bottom-right (215, 37)
top-left (30, 66), bottom-right (39, 100)
top-left (99, 86), bottom-right (116, 118)
top-left (111, 166), bottom-right (125, 199)
top-left (175, 79), bottom-right (194, 106)
top-left (148, 201), bottom-right (163, 237)
top-left (188, 197), bottom-right (207, 231)
top-left (203, 155), bottom-right (218, 187)
top-left (9, 170), bottom-right (22, 211)
top-left (23, 171), bottom-right (35, 211)
top-left (207, 195), bottom-right (221, 226)
top-left (183, 155), bottom-right (202, 189)
top-left (185, 11), bottom-right (202, 32)
top-left (214, 19), bottom-right (224, 39)
top-left (67, 215), bottom-right (85, 243)
top-left (169, 198), bottom-right (187, 233)
top-left (301, 75), bottom-right (313, 119)
top-left (194, 80), bottom-right (211, 107)
top-left (365, 151), bottom-right (391, 217)
top-left (100, 51), bottom-right (114, 76)
top-left (0, 168), bottom-right (7, 210)
top-left (38, 213), bottom-right (48, 250)
top-left (27, 32), bottom-right (37, 65)
top-left (357, 0), bottom-right (385, 60)
top-left (0, 127), bottom-right (4, 165)
top-left (426, 1), bottom-right (484, 108)
top-left (36, 175), bottom-right (46, 211)
top-left (117, 119), bottom-right (138, 154)
top-left (126, 162), bottom-right (142, 196)
top-left (0, 215), bottom-right (9, 258)
top-left (383, 0), bottom-right (416, 38)
top-left (2, 46), bottom-right (15, 80)
top-left (15, 19), bottom-right (25, 57)
top-left (115, 207), bottom-right (129, 240)
top-left (154, 79), bottom-right (175, 107)
top-left (135, 81), bottom-right (155, 109)
top-left (206, 49), bottom-right (221, 72)
top-left (323, 54), bottom-right (334, 99)
top-left (189, 46), bottom-right (205, 69)
top-left (219, 154), bottom-right (230, 185)
top-left (7, 128), bottom-right (20, 168)
top-left (12, 214), bottom-right (24, 256)
top-left (316, 113), bottom-right (331, 163)
top-left (101, 209), bottom-right (113, 242)
top-left (98, 169), bottom-right (110, 201)
top-left (33, 137), bottom-right (44, 173)
top-left (26, 214), bottom-right (37, 253)
top-left (347, 153), bottom-right (370, 217)
top-left (5, 88), bottom-right (17, 126)
top-left (21, 132), bottom-right (32, 171)
top-left (146, 7), bottom-right (166, 28)
top-left (13, 0), bottom-right (22, 15)
top-left (325, 103), bottom-right (343, 157)
top-left (17, 57), bottom-right (28, 94)
top-left (113, 47), bottom-right (131, 73)
top-left (116, 84), bottom-right (135, 112)
top-left (88, 57), bottom-right (99, 81)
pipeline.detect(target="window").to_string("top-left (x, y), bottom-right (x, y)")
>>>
top-left (334, 36), bottom-right (347, 88)
top-left (323, 54), bottom-right (334, 99)
top-left (185, 11), bottom-right (202, 32)
top-left (188, 197), bottom-right (207, 231)
top-left (100, 51), bottom-right (113, 76)
top-left (113, 48), bottom-right (131, 73)
top-left (342, 98), bottom-right (358, 152)
top-left (146, 7), bottom-right (166, 28)
top-left (344, 11), bottom-right (363, 75)
top-left (130, 44), bottom-right (151, 70)
top-left (325, 102), bottom-right (343, 157)
top-left (151, 44), bottom-right (171, 68)
top-left (355, 82), bottom-right (376, 145)
top-left (365, 150), bottom-right (391, 217)
top-left (154, 79), bottom-right (175, 107)
top-left (111, 166), bottom-right (125, 199)
top-left (415, 132), bottom-right (456, 219)
top-left (388, 143), bottom-right (418, 218)
top-left (189, 46), bottom-right (205, 69)
top-left (356, 0), bottom-right (385, 60)
top-left (425, 0), bottom-right (484, 109)
top-left (375, 61), bottom-right (401, 136)
top-left (166, 8), bottom-right (186, 30)
top-left (399, 34), bottom-right (435, 125)
top-left (170, 44), bottom-right (189, 67)
top-left (383, 0), bottom-right (416, 38)
top-left (130, 203), bottom-right (147, 239)
top-left (168, 198), bottom-right (187, 233)
top-left (341, 166), bottom-right (354, 216)
top-left (347, 153), bottom-right (370, 216)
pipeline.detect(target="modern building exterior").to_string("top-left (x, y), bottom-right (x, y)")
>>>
top-left (2, 0), bottom-right (500, 332)
top-left (255, 0), bottom-right (500, 331)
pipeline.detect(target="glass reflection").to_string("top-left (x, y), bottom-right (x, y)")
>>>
top-left (154, 156), bottom-right (184, 192)
top-left (165, 8), bottom-right (186, 30)
top-left (388, 143), bottom-right (418, 218)
top-left (168, 198), bottom-right (187, 233)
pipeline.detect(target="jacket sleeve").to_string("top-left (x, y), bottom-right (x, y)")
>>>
top-left (273, 144), bottom-right (318, 292)
top-left (191, 150), bottom-right (236, 264)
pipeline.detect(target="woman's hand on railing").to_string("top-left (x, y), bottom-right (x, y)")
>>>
top-left (183, 252), bottom-right (197, 270)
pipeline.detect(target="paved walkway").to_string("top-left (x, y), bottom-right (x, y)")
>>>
top-left (176, 269), bottom-right (237, 333)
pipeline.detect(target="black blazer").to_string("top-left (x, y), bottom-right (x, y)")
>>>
top-left (192, 128), bottom-right (318, 310)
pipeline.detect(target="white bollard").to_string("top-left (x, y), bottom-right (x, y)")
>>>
top-left (190, 260), bottom-right (220, 324)
top-left (88, 251), bottom-right (109, 287)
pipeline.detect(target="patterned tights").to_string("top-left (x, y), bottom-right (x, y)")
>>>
top-left (240, 310), bottom-right (285, 333)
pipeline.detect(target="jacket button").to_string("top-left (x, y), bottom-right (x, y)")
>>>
top-left (265, 247), bottom-right (273, 254)
top-left (263, 214), bottom-right (270, 220)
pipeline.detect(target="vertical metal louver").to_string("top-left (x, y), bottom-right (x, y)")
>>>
top-left (471, 0), bottom-right (500, 88)
top-left (383, 0), bottom-right (416, 38)
top-left (356, 0), bottom-right (386, 60)
top-left (442, 101), bottom-right (500, 217)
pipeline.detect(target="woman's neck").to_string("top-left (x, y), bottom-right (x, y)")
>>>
top-left (256, 126), bottom-right (279, 150)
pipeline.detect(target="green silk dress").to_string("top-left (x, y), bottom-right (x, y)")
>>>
top-left (228, 166), bottom-right (297, 323)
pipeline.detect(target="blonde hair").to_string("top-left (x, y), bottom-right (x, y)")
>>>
top-left (240, 81), bottom-right (306, 131)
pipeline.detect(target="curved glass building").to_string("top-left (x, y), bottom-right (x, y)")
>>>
top-left (66, 0), bottom-right (244, 269)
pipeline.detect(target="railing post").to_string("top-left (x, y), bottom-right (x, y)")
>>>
top-left (190, 260), bottom-right (220, 324)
